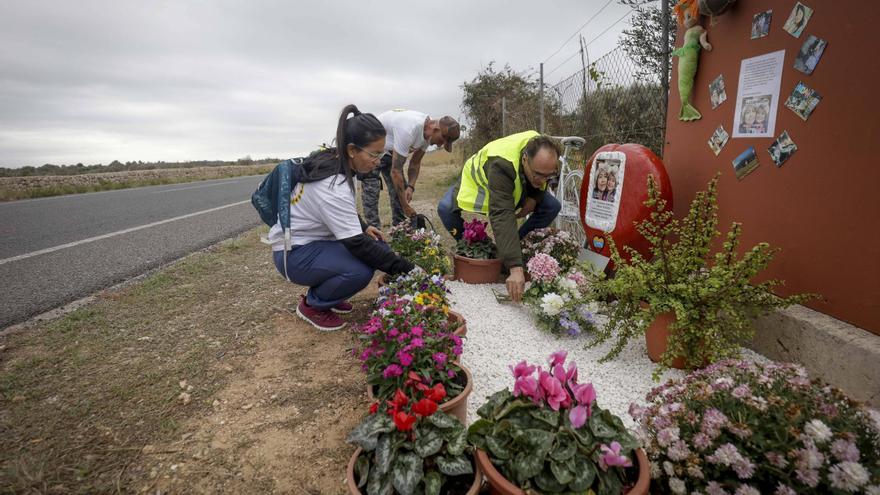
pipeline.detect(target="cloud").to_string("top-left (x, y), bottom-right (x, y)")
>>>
top-left (0, 0), bottom-right (634, 166)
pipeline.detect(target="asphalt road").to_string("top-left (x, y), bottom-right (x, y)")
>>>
top-left (0, 175), bottom-right (267, 329)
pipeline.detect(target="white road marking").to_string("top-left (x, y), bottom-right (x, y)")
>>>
top-left (150, 182), bottom-right (231, 193)
top-left (0, 200), bottom-right (250, 265)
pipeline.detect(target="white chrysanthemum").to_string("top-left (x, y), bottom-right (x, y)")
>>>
top-left (663, 460), bottom-right (676, 477)
top-left (829, 462), bottom-right (870, 492)
top-left (557, 277), bottom-right (578, 293)
top-left (734, 486), bottom-right (760, 495)
top-left (669, 477), bottom-right (687, 495)
top-left (650, 461), bottom-right (662, 479)
top-left (865, 485), bottom-right (880, 495)
top-left (540, 293), bottom-right (565, 316)
top-left (804, 419), bottom-right (833, 444)
top-left (687, 464), bottom-right (704, 479)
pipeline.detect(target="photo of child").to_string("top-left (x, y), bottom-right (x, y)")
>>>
top-left (708, 125), bottom-right (730, 156)
top-left (709, 74), bottom-right (727, 109)
top-left (732, 146), bottom-right (760, 180)
top-left (794, 35), bottom-right (827, 75)
top-left (783, 2), bottom-right (813, 38)
top-left (737, 95), bottom-right (772, 135)
top-left (768, 130), bottom-right (798, 167)
top-left (784, 82), bottom-right (822, 121)
top-left (751, 10), bottom-right (772, 39)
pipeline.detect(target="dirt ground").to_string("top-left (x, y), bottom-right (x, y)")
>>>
top-left (0, 157), bottom-right (463, 494)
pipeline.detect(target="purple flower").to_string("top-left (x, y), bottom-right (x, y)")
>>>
top-left (432, 352), bottom-right (447, 366)
top-left (831, 439), bottom-right (860, 462)
top-left (731, 384), bottom-right (751, 399)
top-left (382, 364), bottom-right (403, 379)
top-left (409, 337), bottom-right (424, 349)
top-left (397, 351), bottom-right (413, 367)
top-left (447, 369), bottom-right (456, 378)
top-left (410, 326), bottom-right (423, 337)
top-left (774, 484), bottom-right (797, 495)
top-left (766, 451), bottom-right (789, 469)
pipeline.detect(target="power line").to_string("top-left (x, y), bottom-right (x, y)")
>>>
top-left (543, 0), bottom-right (614, 64)
top-left (545, 49), bottom-right (582, 78)
top-left (584, 9), bottom-right (635, 48)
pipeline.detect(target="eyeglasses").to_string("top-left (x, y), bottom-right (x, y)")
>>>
top-left (357, 146), bottom-right (388, 161)
top-left (524, 155), bottom-right (559, 181)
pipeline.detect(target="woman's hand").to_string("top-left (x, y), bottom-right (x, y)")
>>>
top-left (365, 226), bottom-right (385, 241)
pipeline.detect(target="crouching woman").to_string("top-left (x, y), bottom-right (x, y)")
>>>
top-left (266, 104), bottom-right (417, 331)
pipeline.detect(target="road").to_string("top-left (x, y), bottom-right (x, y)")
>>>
top-left (0, 175), bottom-right (266, 329)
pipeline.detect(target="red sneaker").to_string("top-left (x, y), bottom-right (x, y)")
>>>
top-left (295, 296), bottom-right (346, 331)
top-left (331, 300), bottom-right (354, 314)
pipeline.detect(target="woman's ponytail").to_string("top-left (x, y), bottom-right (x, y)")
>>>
top-left (334, 104), bottom-right (386, 191)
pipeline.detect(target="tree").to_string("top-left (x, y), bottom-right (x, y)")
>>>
top-left (618, 1), bottom-right (677, 84)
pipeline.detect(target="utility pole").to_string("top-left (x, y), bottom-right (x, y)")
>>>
top-left (661, 0), bottom-right (670, 125)
top-left (539, 63), bottom-right (545, 133)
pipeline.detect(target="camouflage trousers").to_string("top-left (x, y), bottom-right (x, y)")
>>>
top-left (359, 163), bottom-right (405, 229)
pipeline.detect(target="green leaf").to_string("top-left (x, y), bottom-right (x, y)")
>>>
top-left (534, 466), bottom-right (567, 492)
top-left (354, 453), bottom-right (370, 488)
top-left (529, 408), bottom-right (559, 428)
top-left (423, 470), bottom-right (442, 495)
top-left (414, 428), bottom-right (443, 458)
top-left (427, 411), bottom-right (458, 429)
top-left (347, 414), bottom-right (394, 451)
top-left (550, 433), bottom-right (577, 462)
top-left (598, 468), bottom-right (623, 495)
top-left (486, 434), bottom-right (512, 460)
top-left (589, 412), bottom-right (617, 439)
top-left (518, 429), bottom-right (554, 457)
top-left (391, 452), bottom-right (423, 495)
top-left (568, 457), bottom-right (596, 492)
top-left (476, 389), bottom-right (512, 419)
top-left (367, 462), bottom-right (393, 495)
top-left (376, 434), bottom-right (393, 475)
top-left (550, 459), bottom-right (574, 485)
top-left (446, 427), bottom-right (468, 457)
top-left (467, 418), bottom-right (493, 437)
top-left (494, 398), bottom-right (534, 420)
top-left (436, 455), bottom-right (473, 476)
top-left (512, 452), bottom-right (544, 481)
top-left (569, 422), bottom-right (594, 446)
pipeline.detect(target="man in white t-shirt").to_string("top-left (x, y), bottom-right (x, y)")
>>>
top-left (359, 110), bottom-right (460, 228)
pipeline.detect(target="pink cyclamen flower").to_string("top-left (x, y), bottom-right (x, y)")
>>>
top-left (509, 360), bottom-right (536, 380)
top-left (513, 376), bottom-right (540, 402)
top-left (569, 405), bottom-right (589, 429)
top-left (599, 442), bottom-right (632, 471)
top-left (549, 350), bottom-right (568, 367)
top-left (539, 371), bottom-right (569, 411)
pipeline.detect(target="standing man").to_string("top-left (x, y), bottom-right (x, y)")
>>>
top-left (437, 131), bottom-right (562, 302)
top-left (360, 109), bottom-right (460, 228)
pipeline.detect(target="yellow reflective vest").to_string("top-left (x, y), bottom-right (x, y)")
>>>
top-left (456, 130), bottom-right (540, 213)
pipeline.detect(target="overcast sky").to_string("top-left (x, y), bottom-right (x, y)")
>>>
top-left (0, 0), bottom-right (639, 167)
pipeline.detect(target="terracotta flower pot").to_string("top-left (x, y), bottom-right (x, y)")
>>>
top-left (475, 447), bottom-right (650, 495)
top-left (448, 310), bottom-right (467, 337)
top-left (645, 311), bottom-right (708, 370)
top-left (453, 254), bottom-right (503, 284)
top-left (347, 447), bottom-right (483, 495)
top-left (367, 364), bottom-right (473, 424)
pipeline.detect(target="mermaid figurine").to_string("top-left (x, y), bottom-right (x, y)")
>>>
top-left (672, 0), bottom-right (712, 121)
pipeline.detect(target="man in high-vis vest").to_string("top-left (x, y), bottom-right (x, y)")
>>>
top-left (437, 131), bottom-right (562, 302)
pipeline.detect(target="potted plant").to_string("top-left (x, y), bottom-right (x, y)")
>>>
top-left (588, 175), bottom-right (813, 376)
top-left (630, 359), bottom-right (880, 494)
top-left (521, 227), bottom-right (581, 274)
top-left (378, 272), bottom-right (466, 337)
top-left (453, 218), bottom-right (502, 284)
top-left (467, 350), bottom-right (650, 494)
top-left (388, 218), bottom-right (452, 278)
top-left (346, 381), bottom-right (482, 494)
top-left (354, 294), bottom-right (472, 422)
top-left (521, 254), bottom-right (597, 338)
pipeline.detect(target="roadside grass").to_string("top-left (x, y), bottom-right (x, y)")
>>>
top-left (0, 153), bottom-right (465, 492)
top-left (0, 166), bottom-right (273, 202)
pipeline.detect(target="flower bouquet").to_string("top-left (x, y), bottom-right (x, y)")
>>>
top-left (468, 351), bottom-right (649, 494)
top-left (346, 380), bottom-right (481, 495)
top-left (522, 254), bottom-right (597, 337)
top-left (630, 359), bottom-right (880, 494)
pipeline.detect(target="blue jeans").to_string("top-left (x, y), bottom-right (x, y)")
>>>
top-left (437, 185), bottom-right (562, 240)
top-left (273, 240), bottom-right (377, 310)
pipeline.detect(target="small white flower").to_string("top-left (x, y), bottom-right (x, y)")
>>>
top-left (539, 293), bottom-right (565, 316)
top-left (829, 462), bottom-right (870, 492)
top-left (687, 464), bottom-right (704, 479)
top-left (650, 461), bottom-right (662, 479)
top-left (804, 419), bottom-right (833, 444)
top-left (865, 485), bottom-right (880, 495)
top-left (557, 277), bottom-right (578, 292)
top-left (669, 477), bottom-right (687, 495)
top-left (734, 486), bottom-right (760, 495)
top-left (663, 460), bottom-right (676, 476)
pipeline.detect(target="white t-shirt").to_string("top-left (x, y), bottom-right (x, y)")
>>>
top-left (267, 174), bottom-right (363, 250)
top-left (378, 110), bottom-right (429, 157)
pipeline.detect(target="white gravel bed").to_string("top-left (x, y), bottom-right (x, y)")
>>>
top-left (448, 280), bottom-right (771, 429)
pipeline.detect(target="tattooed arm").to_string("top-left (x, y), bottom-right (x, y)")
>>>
top-left (404, 149), bottom-right (425, 203)
top-left (389, 150), bottom-right (417, 217)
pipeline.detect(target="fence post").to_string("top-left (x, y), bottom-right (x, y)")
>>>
top-left (502, 96), bottom-right (507, 136)
top-left (539, 63), bottom-right (545, 133)
top-left (661, 0), bottom-right (670, 134)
